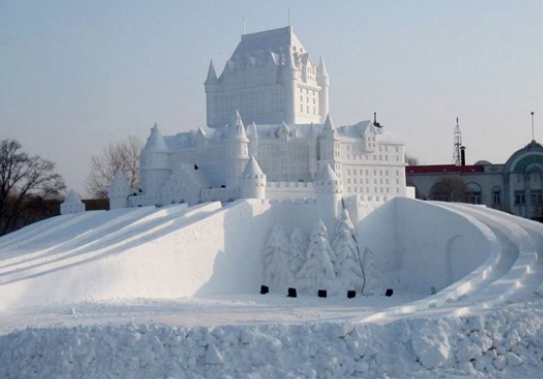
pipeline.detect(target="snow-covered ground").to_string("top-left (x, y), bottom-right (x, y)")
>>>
top-left (0, 294), bottom-right (421, 334)
top-left (1, 198), bottom-right (543, 378)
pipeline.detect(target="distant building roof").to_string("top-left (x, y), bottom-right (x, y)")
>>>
top-left (406, 165), bottom-right (485, 175)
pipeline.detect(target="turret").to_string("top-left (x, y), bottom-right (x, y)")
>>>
top-left (227, 111), bottom-right (249, 143)
top-left (283, 50), bottom-right (299, 125)
top-left (317, 56), bottom-right (330, 123)
top-left (241, 156), bottom-right (267, 199)
top-left (60, 189), bottom-right (86, 215)
top-left (315, 164), bottom-right (343, 229)
top-left (108, 170), bottom-right (133, 209)
top-left (140, 123), bottom-right (171, 203)
top-left (205, 60), bottom-right (219, 128)
top-left (320, 114), bottom-right (337, 140)
top-left (319, 114), bottom-right (340, 174)
top-left (224, 111), bottom-right (249, 187)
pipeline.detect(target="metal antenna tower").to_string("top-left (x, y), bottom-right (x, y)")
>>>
top-left (532, 111), bottom-right (535, 141)
top-left (453, 117), bottom-right (463, 166)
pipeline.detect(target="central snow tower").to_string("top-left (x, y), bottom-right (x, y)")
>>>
top-left (205, 26), bottom-right (330, 128)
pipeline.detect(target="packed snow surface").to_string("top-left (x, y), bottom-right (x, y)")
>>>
top-left (1, 198), bottom-right (543, 378)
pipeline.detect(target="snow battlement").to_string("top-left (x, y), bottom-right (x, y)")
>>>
top-left (201, 187), bottom-right (241, 203)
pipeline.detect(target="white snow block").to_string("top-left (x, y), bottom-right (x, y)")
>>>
top-left (205, 343), bottom-right (224, 365)
top-left (411, 327), bottom-right (450, 369)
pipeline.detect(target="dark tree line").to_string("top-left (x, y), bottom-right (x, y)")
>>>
top-left (0, 139), bottom-right (65, 236)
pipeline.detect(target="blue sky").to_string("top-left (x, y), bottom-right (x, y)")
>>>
top-left (1, 1), bottom-right (542, 194)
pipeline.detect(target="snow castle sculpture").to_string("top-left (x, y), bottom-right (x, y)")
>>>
top-left (60, 190), bottom-right (86, 215)
top-left (109, 26), bottom-right (409, 215)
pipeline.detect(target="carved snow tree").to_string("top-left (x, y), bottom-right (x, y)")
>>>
top-left (332, 210), bottom-right (364, 293)
top-left (85, 136), bottom-right (142, 199)
top-left (263, 224), bottom-right (294, 287)
top-left (0, 139), bottom-right (66, 236)
top-left (297, 220), bottom-right (336, 293)
top-left (288, 227), bottom-right (307, 273)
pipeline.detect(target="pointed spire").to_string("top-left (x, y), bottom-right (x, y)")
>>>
top-left (143, 123), bottom-right (168, 152)
top-left (247, 122), bottom-right (259, 139)
top-left (205, 60), bottom-right (218, 85)
top-left (228, 110), bottom-right (248, 141)
top-left (235, 110), bottom-right (244, 128)
top-left (324, 113), bottom-right (334, 129)
top-left (65, 189), bottom-right (83, 204)
top-left (317, 56), bottom-right (329, 79)
top-left (242, 156), bottom-right (264, 177)
top-left (316, 164), bottom-right (339, 182)
top-left (321, 114), bottom-right (337, 139)
top-left (61, 189), bottom-right (86, 215)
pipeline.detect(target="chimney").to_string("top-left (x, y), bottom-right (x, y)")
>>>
top-left (373, 112), bottom-right (382, 128)
top-left (460, 146), bottom-right (466, 166)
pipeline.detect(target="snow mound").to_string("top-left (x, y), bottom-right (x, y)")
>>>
top-left (1, 305), bottom-right (543, 378)
top-left (1, 197), bottom-right (543, 321)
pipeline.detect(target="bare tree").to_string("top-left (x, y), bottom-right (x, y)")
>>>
top-left (85, 136), bottom-right (142, 199)
top-left (405, 154), bottom-right (419, 166)
top-left (0, 139), bottom-right (66, 236)
top-left (429, 177), bottom-right (468, 202)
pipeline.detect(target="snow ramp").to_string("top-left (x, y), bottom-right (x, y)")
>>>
top-left (0, 201), bottom-right (274, 310)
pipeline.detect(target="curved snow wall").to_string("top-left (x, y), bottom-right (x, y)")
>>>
top-left (357, 198), bottom-right (493, 295)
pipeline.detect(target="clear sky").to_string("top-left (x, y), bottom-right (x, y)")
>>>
top-left (1, 1), bottom-right (542, 195)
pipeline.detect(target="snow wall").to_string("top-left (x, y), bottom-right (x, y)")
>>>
top-left (0, 197), bottom-right (493, 309)
top-left (358, 198), bottom-right (492, 295)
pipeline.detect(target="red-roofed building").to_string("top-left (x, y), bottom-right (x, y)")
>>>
top-left (405, 140), bottom-right (543, 220)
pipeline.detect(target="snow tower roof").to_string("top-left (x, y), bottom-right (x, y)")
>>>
top-left (242, 156), bottom-right (264, 177)
top-left (144, 123), bottom-right (168, 152)
top-left (316, 164), bottom-right (339, 182)
top-left (230, 26), bottom-right (306, 67)
top-left (64, 189), bottom-right (83, 204)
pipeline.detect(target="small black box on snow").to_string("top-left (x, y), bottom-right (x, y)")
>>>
top-left (287, 288), bottom-right (297, 298)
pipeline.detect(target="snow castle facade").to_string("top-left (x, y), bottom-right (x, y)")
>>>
top-left (109, 26), bottom-right (410, 222)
